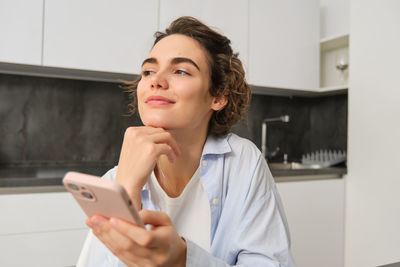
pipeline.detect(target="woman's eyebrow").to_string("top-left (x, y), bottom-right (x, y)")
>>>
top-left (171, 57), bottom-right (200, 71)
top-left (141, 57), bottom-right (200, 71)
top-left (142, 57), bottom-right (157, 66)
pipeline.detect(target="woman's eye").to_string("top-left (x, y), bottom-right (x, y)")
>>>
top-left (175, 70), bottom-right (189, 76)
top-left (142, 70), bottom-right (155, 76)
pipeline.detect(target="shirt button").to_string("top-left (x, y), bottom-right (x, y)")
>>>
top-left (213, 198), bottom-right (219, 206)
top-left (202, 160), bottom-right (207, 167)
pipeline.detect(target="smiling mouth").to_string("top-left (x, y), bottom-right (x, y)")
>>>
top-left (145, 96), bottom-right (175, 106)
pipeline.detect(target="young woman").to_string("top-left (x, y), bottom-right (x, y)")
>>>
top-left (78, 16), bottom-right (295, 267)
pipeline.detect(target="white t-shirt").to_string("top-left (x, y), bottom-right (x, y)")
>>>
top-left (148, 167), bottom-right (211, 252)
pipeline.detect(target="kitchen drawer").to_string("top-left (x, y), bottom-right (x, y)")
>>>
top-left (0, 192), bottom-right (86, 235)
top-left (0, 229), bottom-right (87, 267)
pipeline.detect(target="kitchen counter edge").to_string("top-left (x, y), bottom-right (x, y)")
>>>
top-left (0, 168), bottom-right (346, 194)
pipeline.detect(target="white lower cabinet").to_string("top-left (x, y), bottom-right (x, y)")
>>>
top-left (276, 178), bottom-right (344, 267)
top-left (0, 229), bottom-right (87, 267)
top-left (0, 192), bottom-right (88, 267)
top-left (0, 179), bottom-right (344, 266)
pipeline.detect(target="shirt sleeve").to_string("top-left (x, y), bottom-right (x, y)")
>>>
top-left (76, 230), bottom-right (92, 267)
top-left (233, 155), bottom-right (295, 266)
top-left (234, 186), bottom-right (295, 266)
top-left (184, 189), bottom-right (295, 267)
top-left (186, 239), bottom-right (245, 267)
top-left (186, 151), bottom-right (295, 267)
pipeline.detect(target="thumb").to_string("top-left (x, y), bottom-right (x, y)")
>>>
top-left (139, 210), bottom-right (172, 227)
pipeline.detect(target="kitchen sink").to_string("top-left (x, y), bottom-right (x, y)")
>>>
top-left (269, 162), bottom-right (325, 170)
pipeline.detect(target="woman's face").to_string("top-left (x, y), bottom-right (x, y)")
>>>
top-left (137, 34), bottom-right (223, 132)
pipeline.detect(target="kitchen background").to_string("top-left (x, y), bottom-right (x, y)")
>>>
top-left (0, 72), bottom-right (347, 169)
top-left (1, 0), bottom-right (399, 267)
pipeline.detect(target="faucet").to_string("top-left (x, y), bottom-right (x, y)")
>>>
top-left (261, 115), bottom-right (290, 159)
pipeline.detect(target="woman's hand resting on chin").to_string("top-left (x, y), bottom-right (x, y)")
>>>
top-left (87, 210), bottom-right (187, 267)
top-left (115, 126), bottom-right (181, 210)
top-left (97, 127), bottom-right (185, 266)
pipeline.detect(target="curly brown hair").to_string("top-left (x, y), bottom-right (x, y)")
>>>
top-left (123, 16), bottom-right (251, 136)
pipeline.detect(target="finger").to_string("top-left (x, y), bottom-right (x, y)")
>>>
top-left (155, 143), bottom-right (177, 163)
top-left (123, 126), bottom-right (166, 143)
top-left (87, 215), bottom-right (137, 255)
top-left (109, 217), bottom-right (155, 247)
top-left (140, 210), bottom-right (173, 227)
top-left (124, 127), bottom-right (181, 158)
top-left (149, 131), bottom-right (181, 157)
top-left (130, 125), bottom-right (166, 134)
top-left (137, 211), bottom-right (183, 254)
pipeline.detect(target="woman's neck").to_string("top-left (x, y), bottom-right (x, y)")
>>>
top-left (155, 127), bottom-right (208, 198)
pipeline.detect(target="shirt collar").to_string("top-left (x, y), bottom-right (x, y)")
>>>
top-left (142, 133), bottom-right (231, 192)
top-left (202, 133), bottom-right (232, 156)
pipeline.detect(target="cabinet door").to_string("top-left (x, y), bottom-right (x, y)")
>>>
top-left (43, 0), bottom-right (158, 74)
top-left (320, 0), bottom-right (349, 39)
top-left (0, 0), bottom-right (43, 65)
top-left (0, 192), bottom-right (87, 266)
top-left (0, 192), bottom-right (86, 235)
top-left (159, 0), bottom-right (248, 71)
top-left (276, 178), bottom-right (344, 267)
top-left (0, 229), bottom-right (87, 267)
top-left (248, 0), bottom-right (319, 90)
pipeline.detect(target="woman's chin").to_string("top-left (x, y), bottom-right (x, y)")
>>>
top-left (142, 118), bottom-right (174, 129)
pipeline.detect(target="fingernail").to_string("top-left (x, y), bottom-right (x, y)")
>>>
top-left (86, 218), bottom-right (93, 228)
top-left (110, 218), bottom-right (118, 227)
top-left (91, 216), bottom-right (104, 226)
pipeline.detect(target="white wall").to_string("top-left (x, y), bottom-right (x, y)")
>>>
top-left (346, 1), bottom-right (400, 266)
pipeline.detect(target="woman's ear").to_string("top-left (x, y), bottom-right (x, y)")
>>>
top-left (211, 95), bottom-right (228, 111)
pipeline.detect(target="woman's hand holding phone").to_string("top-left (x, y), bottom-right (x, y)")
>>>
top-left (87, 210), bottom-right (186, 267)
top-left (115, 126), bottom-right (181, 210)
top-left (63, 170), bottom-right (186, 265)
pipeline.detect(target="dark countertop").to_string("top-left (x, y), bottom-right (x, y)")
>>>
top-left (271, 167), bottom-right (347, 177)
top-left (0, 165), bottom-right (114, 192)
top-left (0, 165), bottom-right (347, 193)
top-left (272, 167), bottom-right (347, 182)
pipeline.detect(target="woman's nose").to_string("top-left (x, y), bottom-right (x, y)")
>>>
top-left (150, 73), bottom-right (168, 90)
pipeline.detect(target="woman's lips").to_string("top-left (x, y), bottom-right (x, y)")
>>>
top-left (145, 96), bottom-right (175, 106)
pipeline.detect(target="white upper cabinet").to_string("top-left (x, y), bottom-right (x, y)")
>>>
top-left (42, 0), bottom-right (158, 74)
top-left (1, 0), bottom-right (321, 88)
top-left (248, 0), bottom-right (319, 90)
top-left (159, 0), bottom-right (249, 72)
top-left (0, 0), bottom-right (43, 65)
top-left (319, 0), bottom-right (349, 39)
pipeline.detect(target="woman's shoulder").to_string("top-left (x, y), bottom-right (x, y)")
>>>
top-left (224, 134), bottom-right (275, 197)
top-left (226, 133), bottom-right (262, 159)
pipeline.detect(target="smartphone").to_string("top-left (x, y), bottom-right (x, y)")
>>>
top-left (63, 171), bottom-right (144, 227)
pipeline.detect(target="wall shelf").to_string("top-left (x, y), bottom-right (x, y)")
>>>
top-left (320, 34), bottom-right (349, 52)
top-left (320, 33), bottom-right (349, 89)
top-left (319, 85), bottom-right (348, 92)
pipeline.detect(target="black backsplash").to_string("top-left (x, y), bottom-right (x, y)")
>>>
top-left (0, 73), bottom-right (139, 166)
top-left (0, 73), bottom-right (347, 166)
top-left (232, 93), bottom-right (348, 162)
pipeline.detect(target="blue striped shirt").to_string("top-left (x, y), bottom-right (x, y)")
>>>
top-left (79, 133), bottom-right (295, 267)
